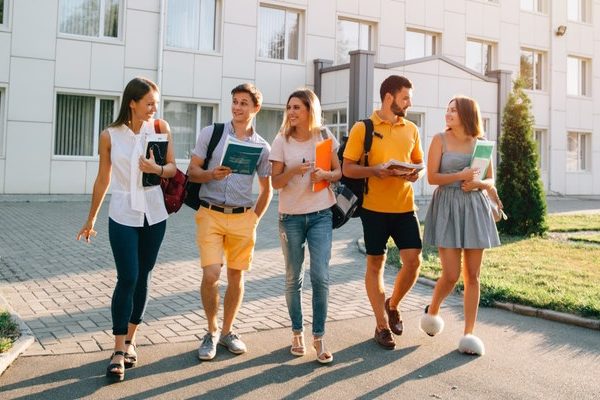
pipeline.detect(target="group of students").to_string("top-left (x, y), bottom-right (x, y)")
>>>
top-left (76, 75), bottom-right (501, 383)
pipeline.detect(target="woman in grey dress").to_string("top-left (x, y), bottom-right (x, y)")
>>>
top-left (420, 96), bottom-right (500, 356)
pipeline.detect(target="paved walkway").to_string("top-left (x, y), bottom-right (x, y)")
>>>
top-left (0, 199), bottom-right (459, 356)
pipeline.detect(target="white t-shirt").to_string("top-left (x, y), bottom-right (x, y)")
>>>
top-left (269, 129), bottom-right (339, 214)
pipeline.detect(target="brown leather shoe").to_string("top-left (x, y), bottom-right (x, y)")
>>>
top-left (385, 298), bottom-right (403, 336)
top-left (374, 327), bottom-right (396, 349)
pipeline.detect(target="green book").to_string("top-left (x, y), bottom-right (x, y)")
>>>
top-left (470, 140), bottom-right (495, 180)
top-left (219, 135), bottom-right (264, 175)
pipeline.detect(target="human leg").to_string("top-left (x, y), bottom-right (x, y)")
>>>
top-left (306, 209), bottom-right (333, 362)
top-left (462, 249), bottom-right (484, 335)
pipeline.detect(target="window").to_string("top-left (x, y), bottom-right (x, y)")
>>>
top-left (534, 129), bottom-right (547, 170)
top-left (0, 0), bottom-right (7, 27)
top-left (163, 101), bottom-right (215, 160)
top-left (567, 56), bottom-right (591, 96)
top-left (0, 88), bottom-right (5, 156)
top-left (166, 0), bottom-right (218, 51)
top-left (520, 0), bottom-right (545, 13)
top-left (568, 0), bottom-right (591, 23)
top-left (567, 132), bottom-right (591, 172)
top-left (55, 94), bottom-right (115, 156)
top-left (59, 0), bottom-right (121, 39)
top-left (405, 30), bottom-right (438, 60)
top-left (255, 108), bottom-right (283, 145)
top-left (482, 118), bottom-right (491, 135)
top-left (323, 109), bottom-right (348, 141)
top-left (466, 39), bottom-right (493, 75)
top-left (258, 5), bottom-right (301, 61)
top-left (520, 49), bottom-right (544, 90)
top-left (336, 18), bottom-right (373, 64)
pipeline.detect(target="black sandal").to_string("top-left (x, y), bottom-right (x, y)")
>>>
top-left (124, 340), bottom-right (137, 369)
top-left (106, 350), bottom-right (125, 382)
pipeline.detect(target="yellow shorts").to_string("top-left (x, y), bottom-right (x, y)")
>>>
top-left (195, 206), bottom-right (259, 270)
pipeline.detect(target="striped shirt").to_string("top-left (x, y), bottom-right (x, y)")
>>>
top-left (192, 121), bottom-right (271, 208)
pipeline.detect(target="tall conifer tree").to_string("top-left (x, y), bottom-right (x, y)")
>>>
top-left (496, 79), bottom-right (548, 236)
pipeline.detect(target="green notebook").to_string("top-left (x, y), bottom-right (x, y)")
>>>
top-left (470, 140), bottom-right (495, 180)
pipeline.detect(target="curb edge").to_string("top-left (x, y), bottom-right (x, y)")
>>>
top-left (0, 296), bottom-right (35, 376)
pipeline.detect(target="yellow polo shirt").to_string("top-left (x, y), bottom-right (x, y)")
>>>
top-left (343, 111), bottom-right (424, 213)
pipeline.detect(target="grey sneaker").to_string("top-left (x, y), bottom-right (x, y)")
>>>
top-left (198, 332), bottom-right (219, 360)
top-left (219, 331), bottom-right (247, 354)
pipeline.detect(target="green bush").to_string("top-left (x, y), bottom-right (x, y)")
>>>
top-left (496, 78), bottom-right (548, 236)
top-left (0, 310), bottom-right (20, 353)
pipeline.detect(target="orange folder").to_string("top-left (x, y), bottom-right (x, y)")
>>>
top-left (312, 138), bottom-right (332, 192)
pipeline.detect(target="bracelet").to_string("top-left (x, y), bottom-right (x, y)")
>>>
top-left (159, 165), bottom-right (164, 177)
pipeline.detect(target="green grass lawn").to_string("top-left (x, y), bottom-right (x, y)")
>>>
top-left (0, 310), bottom-right (20, 353)
top-left (387, 213), bottom-right (600, 320)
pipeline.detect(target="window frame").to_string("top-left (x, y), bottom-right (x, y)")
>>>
top-left (335, 16), bottom-right (375, 65)
top-left (254, 107), bottom-right (284, 145)
top-left (53, 91), bottom-right (118, 160)
top-left (405, 28), bottom-right (439, 61)
top-left (520, 0), bottom-right (546, 13)
top-left (520, 48), bottom-right (545, 91)
top-left (57, 0), bottom-right (124, 42)
top-left (566, 131), bottom-right (591, 172)
top-left (164, 0), bottom-right (222, 54)
top-left (567, 0), bottom-right (591, 23)
top-left (162, 99), bottom-right (217, 161)
top-left (567, 56), bottom-right (591, 97)
top-left (0, 86), bottom-right (6, 158)
top-left (466, 38), bottom-right (494, 75)
top-left (0, 0), bottom-right (10, 30)
top-left (257, 3), bottom-right (304, 63)
top-left (323, 108), bottom-right (348, 142)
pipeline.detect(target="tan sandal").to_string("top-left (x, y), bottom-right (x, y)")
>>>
top-left (291, 332), bottom-right (305, 356)
top-left (313, 337), bottom-right (333, 364)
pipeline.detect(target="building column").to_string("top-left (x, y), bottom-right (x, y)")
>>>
top-left (313, 59), bottom-right (333, 99)
top-left (349, 50), bottom-right (375, 125)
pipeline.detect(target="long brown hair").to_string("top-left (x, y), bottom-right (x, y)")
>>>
top-left (110, 77), bottom-right (159, 128)
top-left (446, 96), bottom-right (484, 138)
top-left (279, 89), bottom-right (322, 141)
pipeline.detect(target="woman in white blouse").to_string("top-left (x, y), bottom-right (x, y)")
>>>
top-left (77, 77), bottom-right (176, 382)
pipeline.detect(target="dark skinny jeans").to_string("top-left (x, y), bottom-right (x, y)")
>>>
top-left (108, 217), bottom-right (166, 335)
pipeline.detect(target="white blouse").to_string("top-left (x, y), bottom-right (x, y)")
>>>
top-left (107, 120), bottom-right (168, 227)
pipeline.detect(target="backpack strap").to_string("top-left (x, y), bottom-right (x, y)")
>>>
top-left (204, 123), bottom-right (225, 169)
top-left (154, 119), bottom-right (161, 133)
top-left (361, 119), bottom-right (375, 195)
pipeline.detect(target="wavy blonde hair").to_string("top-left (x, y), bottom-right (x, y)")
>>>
top-left (280, 89), bottom-right (323, 140)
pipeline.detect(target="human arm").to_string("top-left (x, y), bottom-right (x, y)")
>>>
top-left (311, 150), bottom-right (342, 183)
top-left (426, 134), bottom-right (480, 186)
top-left (461, 158), bottom-right (495, 192)
top-left (270, 160), bottom-right (312, 189)
top-left (187, 154), bottom-right (232, 183)
top-left (77, 130), bottom-right (112, 243)
top-left (254, 176), bottom-right (273, 219)
top-left (138, 119), bottom-right (177, 179)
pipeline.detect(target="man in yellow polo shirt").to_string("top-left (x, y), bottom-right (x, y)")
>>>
top-left (343, 75), bottom-right (425, 349)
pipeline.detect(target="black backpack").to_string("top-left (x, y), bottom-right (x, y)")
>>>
top-left (338, 119), bottom-right (375, 217)
top-left (184, 123), bottom-right (225, 210)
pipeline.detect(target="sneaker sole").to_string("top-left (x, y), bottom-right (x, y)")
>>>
top-left (198, 352), bottom-right (216, 361)
top-left (219, 343), bottom-right (246, 354)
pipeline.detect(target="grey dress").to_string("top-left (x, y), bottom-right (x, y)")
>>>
top-left (424, 133), bottom-right (501, 249)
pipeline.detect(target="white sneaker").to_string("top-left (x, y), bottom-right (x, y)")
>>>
top-left (219, 331), bottom-right (247, 354)
top-left (198, 332), bottom-right (220, 360)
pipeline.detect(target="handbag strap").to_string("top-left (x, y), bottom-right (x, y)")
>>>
top-left (154, 119), bottom-right (161, 133)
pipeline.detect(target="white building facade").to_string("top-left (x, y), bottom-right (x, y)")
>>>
top-left (0, 0), bottom-right (598, 195)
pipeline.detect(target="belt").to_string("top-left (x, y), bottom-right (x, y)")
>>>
top-left (199, 200), bottom-right (251, 214)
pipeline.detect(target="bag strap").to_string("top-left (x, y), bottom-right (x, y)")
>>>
top-left (204, 123), bottom-right (225, 170)
top-left (361, 118), bottom-right (375, 195)
top-left (154, 119), bottom-right (161, 133)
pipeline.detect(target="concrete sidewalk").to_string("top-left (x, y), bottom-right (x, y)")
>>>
top-left (1, 307), bottom-right (598, 399)
top-left (1, 195), bottom-right (599, 399)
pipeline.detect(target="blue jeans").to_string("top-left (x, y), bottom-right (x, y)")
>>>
top-left (108, 218), bottom-right (166, 335)
top-left (278, 208), bottom-right (332, 336)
